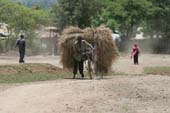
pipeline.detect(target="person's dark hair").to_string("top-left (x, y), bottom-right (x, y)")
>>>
top-left (77, 36), bottom-right (82, 43)
top-left (20, 35), bottom-right (24, 38)
top-left (77, 36), bottom-right (82, 40)
top-left (134, 44), bottom-right (137, 47)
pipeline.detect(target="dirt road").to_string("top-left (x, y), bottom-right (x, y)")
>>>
top-left (0, 54), bottom-right (170, 113)
top-left (0, 55), bottom-right (61, 67)
top-left (113, 54), bottom-right (170, 74)
top-left (0, 75), bottom-right (170, 113)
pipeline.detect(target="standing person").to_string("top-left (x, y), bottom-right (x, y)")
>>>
top-left (131, 44), bottom-right (140, 64)
top-left (72, 36), bottom-right (93, 79)
top-left (15, 35), bottom-right (26, 63)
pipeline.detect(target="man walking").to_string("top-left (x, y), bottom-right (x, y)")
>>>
top-left (15, 35), bottom-right (26, 63)
top-left (73, 36), bottom-right (93, 79)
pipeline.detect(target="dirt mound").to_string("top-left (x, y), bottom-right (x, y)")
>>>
top-left (0, 63), bottom-right (66, 75)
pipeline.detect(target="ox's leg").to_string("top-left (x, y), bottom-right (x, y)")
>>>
top-left (88, 59), bottom-right (92, 79)
top-left (101, 72), bottom-right (103, 79)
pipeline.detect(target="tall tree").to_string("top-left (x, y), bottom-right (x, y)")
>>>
top-left (146, 0), bottom-right (170, 38)
top-left (0, 0), bottom-right (51, 52)
top-left (52, 0), bottom-right (102, 30)
top-left (92, 0), bottom-right (153, 39)
top-left (119, 0), bottom-right (152, 39)
top-left (0, 0), bottom-right (51, 35)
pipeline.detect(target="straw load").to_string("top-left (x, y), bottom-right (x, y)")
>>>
top-left (59, 26), bottom-right (119, 74)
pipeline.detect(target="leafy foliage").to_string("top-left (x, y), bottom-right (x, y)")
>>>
top-left (93, 0), bottom-right (152, 38)
top-left (0, 0), bottom-right (170, 53)
top-left (11, 0), bottom-right (57, 9)
top-left (0, 0), bottom-right (50, 34)
top-left (52, 0), bottom-right (102, 30)
top-left (0, 0), bottom-right (51, 52)
top-left (145, 0), bottom-right (170, 38)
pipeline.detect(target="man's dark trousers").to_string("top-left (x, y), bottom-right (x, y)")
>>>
top-left (73, 59), bottom-right (84, 78)
top-left (134, 54), bottom-right (138, 64)
top-left (19, 49), bottom-right (25, 63)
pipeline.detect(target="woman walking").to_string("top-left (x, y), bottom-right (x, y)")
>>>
top-left (131, 44), bottom-right (140, 64)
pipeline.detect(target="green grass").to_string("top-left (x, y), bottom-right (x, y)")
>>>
top-left (0, 63), bottom-right (73, 84)
top-left (111, 71), bottom-right (129, 76)
top-left (144, 66), bottom-right (170, 75)
top-left (0, 63), bottom-right (132, 84)
top-left (112, 72), bottom-right (144, 76)
top-left (0, 70), bottom-right (129, 84)
top-left (0, 72), bottom-right (73, 84)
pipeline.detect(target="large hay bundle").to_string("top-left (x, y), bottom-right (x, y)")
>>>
top-left (59, 26), bottom-right (119, 74)
top-left (59, 27), bottom-right (84, 69)
top-left (93, 26), bottom-right (119, 73)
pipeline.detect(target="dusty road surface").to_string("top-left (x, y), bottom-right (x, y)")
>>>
top-left (0, 76), bottom-right (170, 113)
top-left (0, 55), bottom-right (61, 67)
top-left (0, 54), bottom-right (170, 113)
top-left (112, 54), bottom-right (170, 74)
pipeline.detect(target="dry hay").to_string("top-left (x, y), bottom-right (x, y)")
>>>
top-left (59, 27), bottom-right (84, 69)
top-left (62, 26), bottom-right (84, 35)
top-left (94, 26), bottom-right (119, 73)
top-left (59, 26), bottom-right (119, 74)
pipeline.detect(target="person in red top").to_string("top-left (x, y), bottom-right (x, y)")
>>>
top-left (131, 44), bottom-right (140, 64)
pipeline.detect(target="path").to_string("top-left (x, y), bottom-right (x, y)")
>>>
top-left (0, 76), bottom-right (170, 113)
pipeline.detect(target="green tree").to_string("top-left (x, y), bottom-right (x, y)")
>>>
top-left (92, 0), bottom-right (122, 31)
top-left (120, 0), bottom-right (152, 38)
top-left (52, 0), bottom-right (102, 30)
top-left (93, 0), bottom-right (152, 39)
top-left (145, 0), bottom-right (170, 38)
top-left (0, 0), bottom-right (51, 52)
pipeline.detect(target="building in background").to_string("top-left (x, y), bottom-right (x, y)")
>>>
top-left (0, 23), bottom-right (9, 39)
top-left (36, 26), bottom-right (60, 55)
top-left (112, 31), bottom-right (121, 49)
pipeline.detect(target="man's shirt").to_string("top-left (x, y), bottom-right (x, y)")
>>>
top-left (16, 38), bottom-right (25, 51)
top-left (73, 40), bottom-right (93, 61)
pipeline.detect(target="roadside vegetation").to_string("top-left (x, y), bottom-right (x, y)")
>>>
top-left (0, 63), bottom-right (129, 84)
top-left (0, 0), bottom-right (170, 53)
top-left (144, 66), bottom-right (170, 75)
top-left (0, 63), bottom-right (71, 83)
